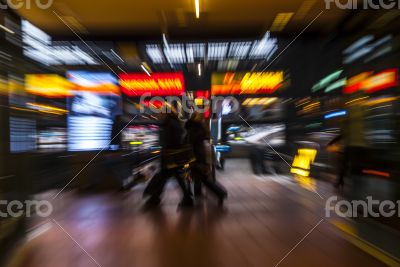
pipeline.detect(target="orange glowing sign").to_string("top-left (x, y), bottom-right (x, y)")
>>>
top-left (212, 72), bottom-right (284, 95)
top-left (25, 74), bottom-right (75, 98)
top-left (343, 72), bottom-right (372, 94)
top-left (119, 72), bottom-right (185, 96)
top-left (344, 69), bottom-right (398, 94)
top-left (364, 69), bottom-right (398, 93)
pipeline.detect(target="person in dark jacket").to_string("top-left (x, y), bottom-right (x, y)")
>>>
top-left (144, 110), bottom-right (194, 207)
top-left (185, 111), bottom-right (227, 205)
top-left (327, 134), bottom-right (346, 188)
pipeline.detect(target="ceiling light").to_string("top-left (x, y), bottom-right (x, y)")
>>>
top-left (270, 13), bottom-right (294, 32)
top-left (248, 32), bottom-right (278, 59)
top-left (294, 0), bottom-right (316, 19)
top-left (164, 44), bottom-right (186, 64)
top-left (198, 63), bottom-right (202, 76)
top-left (111, 49), bottom-right (124, 63)
top-left (162, 33), bottom-right (169, 49)
top-left (195, 0), bottom-right (200, 19)
top-left (141, 64), bottom-right (151, 77)
top-left (208, 42), bottom-right (228, 60)
top-left (146, 45), bottom-right (164, 64)
top-left (0, 24), bottom-right (14, 34)
top-left (228, 42), bottom-right (252, 59)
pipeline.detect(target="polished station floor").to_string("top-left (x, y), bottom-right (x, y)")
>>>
top-left (5, 159), bottom-right (389, 267)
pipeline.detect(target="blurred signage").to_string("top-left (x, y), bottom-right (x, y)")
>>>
top-left (364, 69), bottom-right (398, 93)
top-left (344, 69), bottom-right (398, 94)
top-left (242, 97), bottom-right (278, 107)
top-left (119, 72), bottom-right (185, 96)
top-left (22, 20), bottom-right (97, 66)
top-left (66, 71), bottom-right (120, 95)
top-left (291, 148), bottom-right (317, 177)
top-left (343, 35), bottom-right (392, 64)
top-left (26, 72), bottom-right (120, 97)
top-left (212, 72), bottom-right (284, 95)
top-left (25, 74), bottom-right (74, 98)
top-left (145, 32), bottom-right (278, 64)
top-left (67, 71), bottom-right (122, 151)
top-left (343, 72), bottom-right (372, 94)
top-left (67, 92), bottom-right (121, 151)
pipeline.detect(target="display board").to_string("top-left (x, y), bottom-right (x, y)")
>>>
top-left (119, 72), bottom-right (184, 96)
top-left (67, 71), bottom-right (121, 151)
top-left (212, 72), bottom-right (284, 95)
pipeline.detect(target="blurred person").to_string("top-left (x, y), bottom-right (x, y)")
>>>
top-left (327, 105), bottom-right (366, 188)
top-left (185, 111), bottom-right (227, 205)
top-left (250, 146), bottom-right (269, 175)
top-left (327, 134), bottom-right (345, 187)
top-left (143, 108), bottom-right (194, 207)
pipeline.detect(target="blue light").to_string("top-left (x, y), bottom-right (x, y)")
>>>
top-left (215, 145), bottom-right (231, 152)
top-left (324, 110), bottom-right (347, 120)
top-left (227, 126), bottom-right (240, 132)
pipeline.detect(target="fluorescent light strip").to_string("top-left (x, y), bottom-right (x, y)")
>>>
top-left (270, 13), bottom-right (294, 32)
top-left (162, 34), bottom-right (169, 49)
top-left (111, 49), bottom-right (124, 63)
top-left (141, 65), bottom-right (151, 76)
top-left (324, 110), bottom-right (347, 119)
top-left (324, 78), bottom-right (347, 93)
top-left (195, 0), bottom-right (200, 19)
top-left (146, 45), bottom-right (164, 64)
top-left (344, 35), bottom-right (374, 55)
top-left (0, 24), bottom-right (15, 34)
top-left (198, 63), bottom-right (202, 76)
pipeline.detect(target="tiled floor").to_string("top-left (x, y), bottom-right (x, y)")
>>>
top-left (5, 159), bottom-right (388, 267)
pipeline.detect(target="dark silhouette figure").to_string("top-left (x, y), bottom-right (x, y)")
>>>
top-left (185, 112), bottom-right (227, 205)
top-left (327, 134), bottom-right (346, 187)
top-left (144, 111), bottom-right (194, 207)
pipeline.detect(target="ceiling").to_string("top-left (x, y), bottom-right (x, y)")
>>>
top-left (16, 0), bottom-right (349, 39)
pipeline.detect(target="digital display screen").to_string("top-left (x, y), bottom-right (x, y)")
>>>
top-left (121, 125), bottom-right (159, 150)
top-left (10, 117), bottom-right (36, 153)
top-left (214, 97), bottom-right (284, 122)
top-left (67, 72), bottom-right (122, 151)
top-left (212, 72), bottom-right (284, 95)
top-left (37, 128), bottom-right (67, 152)
top-left (119, 72), bottom-right (185, 96)
top-left (226, 124), bottom-right (286, 146)
top-left (66, 71), bottom-right (120, 95)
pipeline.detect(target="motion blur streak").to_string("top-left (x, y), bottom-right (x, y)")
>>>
top-left (1, 3), bottom-right (400, 267)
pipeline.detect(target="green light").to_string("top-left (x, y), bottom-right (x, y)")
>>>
top-left (312, 70), bottom-right (343, 92)
top-left (324, 78), bottom-right (347, 93)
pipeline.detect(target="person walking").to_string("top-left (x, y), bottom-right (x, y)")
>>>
top-left (144, 109), bottom-right (194, 207)
top-left (185, 111), bottom-right (227, 205)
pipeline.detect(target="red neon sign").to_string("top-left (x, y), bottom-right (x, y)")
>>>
top-left (119, 72), bottom-right (185, 96)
